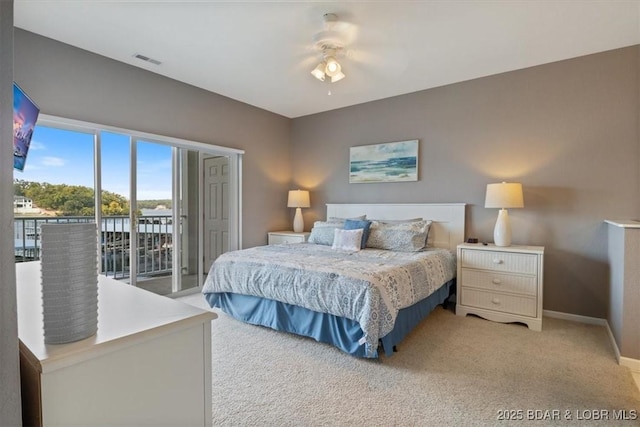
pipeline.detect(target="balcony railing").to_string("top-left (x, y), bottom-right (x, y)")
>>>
top-left (14, 215), bottom-right (173, 279)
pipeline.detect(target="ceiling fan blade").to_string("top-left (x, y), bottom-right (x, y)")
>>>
top-left (345, 47), bottom-right (410, 77)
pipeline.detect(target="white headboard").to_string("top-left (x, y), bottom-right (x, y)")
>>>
top-left (326, 203), bottom-right (466, 251)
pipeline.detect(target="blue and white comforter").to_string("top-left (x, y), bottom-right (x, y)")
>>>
top-left (203, 243), bottom-right (456, 356)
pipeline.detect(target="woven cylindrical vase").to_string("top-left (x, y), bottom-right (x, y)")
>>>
top-left (40, 223), bottom-right (99, 344)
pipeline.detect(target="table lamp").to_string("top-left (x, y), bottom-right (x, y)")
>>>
top-left (485, 182), bottom-right (524, 247)
top-left (287, 190), bottom-right (310, 233)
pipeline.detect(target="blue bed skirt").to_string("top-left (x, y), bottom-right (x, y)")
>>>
top-left (204, 279), bottom-right (454, 358)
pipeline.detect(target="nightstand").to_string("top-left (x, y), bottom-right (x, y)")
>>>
top-left (267, 231), bottom-right (310, 245)
top-left (455, 243), bottom-right (544, 331)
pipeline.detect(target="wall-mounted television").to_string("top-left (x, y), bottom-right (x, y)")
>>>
top-left (13, 82), bottom-right (40, 172)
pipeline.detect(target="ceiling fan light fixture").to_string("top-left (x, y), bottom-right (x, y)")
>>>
top-left (311, 62), bottom-right (326, 81)
top-left (331, 71), bottom-right (346, 83)
top-left (310, 15), bottom-right (347, 84)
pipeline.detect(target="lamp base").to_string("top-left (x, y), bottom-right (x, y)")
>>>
top-left (293, 207), bottom-right (304, 233)
top-left (493, 208), bottom-right (512, 247)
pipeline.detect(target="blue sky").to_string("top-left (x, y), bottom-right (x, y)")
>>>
top-left (15, 126), bottom-right (173, 200)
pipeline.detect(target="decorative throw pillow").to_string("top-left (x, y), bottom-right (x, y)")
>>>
top-left (308, 220), bottom-right (345, 246)
top-left (425, 222), bottom-right (434, 248)
top-left (331, 228), bottom-right (364, 252)
top-left (343, 219), bottom-right (372, 249)
top-left (366, 220), bottom-right (432, 252)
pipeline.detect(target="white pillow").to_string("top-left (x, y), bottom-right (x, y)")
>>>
top-left (331, 228), bottom-right (364, 252)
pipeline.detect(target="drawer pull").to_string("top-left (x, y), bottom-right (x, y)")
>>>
top-left (491, 298), bottom-right (501, 305)
top-left (492, 278), bottom-right (502, 285)
top-left (492, 258), bottom-right (503, 264)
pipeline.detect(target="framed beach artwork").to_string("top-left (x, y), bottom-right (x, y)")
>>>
top-left (349, 139), bottom-right (419, 183)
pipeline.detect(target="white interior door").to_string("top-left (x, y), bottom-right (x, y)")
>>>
top-left (203, 156), bottom-right (229, 273)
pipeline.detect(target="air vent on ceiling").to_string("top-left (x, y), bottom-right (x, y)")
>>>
top-left (133, 53), bottom-right (162, 66)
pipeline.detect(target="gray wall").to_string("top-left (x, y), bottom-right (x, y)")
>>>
top-left (9, 28), bottom-right (639, 326)
top-left (291, 46), bottom-right (640, 318)
top-left (14, 29), bottom-right (292, 249)
top-left (1, 3), bottom-right (23, 426)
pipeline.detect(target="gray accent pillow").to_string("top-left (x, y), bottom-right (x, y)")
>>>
top-left (366, 220), bottom-right (433, 252)
top-left (308, 220), bottom-right (344, 246)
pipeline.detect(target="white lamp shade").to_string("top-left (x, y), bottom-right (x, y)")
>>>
top-left (287, 190), bottom-right (310, 208)
top-left (485, 182), bottom-right (524, 209)
top-left (331, 71), bottom-right (346, 83)
top-left (311, 63), bottom-right (326, 81)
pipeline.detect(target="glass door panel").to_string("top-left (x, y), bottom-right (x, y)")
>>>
top-left (135, 140), bottom-right (173, 295)
top-left (13, 125), bottom-right (95, 264)
top-left (100, 131), bottom-right (131, 280)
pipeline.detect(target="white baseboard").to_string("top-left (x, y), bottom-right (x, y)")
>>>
top-left (620, 357), bottom-right (640, 372)
top-left (543, 309), bottom-right (639, 373)
top-left (603, 320), bottom-right (623, 366)
top-left (543, 309), bottom-right (607, 326)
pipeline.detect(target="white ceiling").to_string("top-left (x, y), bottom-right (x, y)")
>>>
top-left (14, 1), bottom-right (640, 118)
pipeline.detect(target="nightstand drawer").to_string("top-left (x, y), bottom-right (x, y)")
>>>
top-left (459, 269), bottom-right (537, 296)
top-left (460, 288), bottom-right (537, 317)
top-left (268, 234), bottom-right (307, 245)
top-left (460, 249), bottom-right (537, 275)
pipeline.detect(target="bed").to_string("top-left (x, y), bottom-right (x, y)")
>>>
top-left (203, 203), bottom-right (466, 358)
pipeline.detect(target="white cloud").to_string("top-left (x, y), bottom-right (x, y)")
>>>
top-left (41, 157), bottom-right (65, 167)
top-left (28, 140), bottom-right (45, 150)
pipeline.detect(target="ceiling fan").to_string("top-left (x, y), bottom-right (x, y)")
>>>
top-left (309, 13), bottom-right (355, 83)
top-left (305, 12), bottom-right (408, 90)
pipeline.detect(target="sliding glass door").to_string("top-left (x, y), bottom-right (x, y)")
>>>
top-left (15, 114), bottom-right (243, 296)
top-left (131, 142), bottom-right (204, 294)
top-left (107, 138), bottom-right (226, 294)
top-left (127, 141), bottom-right (205, 295)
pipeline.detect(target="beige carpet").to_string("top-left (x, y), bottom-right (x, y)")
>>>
top-left (178, 293), bottom-right (640, 426)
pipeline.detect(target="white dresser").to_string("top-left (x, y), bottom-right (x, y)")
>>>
top-left (17, 261), bottom-right (216, 427)
top-left (267, 231), bottom-right (310, 244)
top-left (456, 243), bottom-right (544, 331)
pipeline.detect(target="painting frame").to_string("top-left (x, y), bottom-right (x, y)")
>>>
top-left (349, 139), bottom-right (419, 184)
